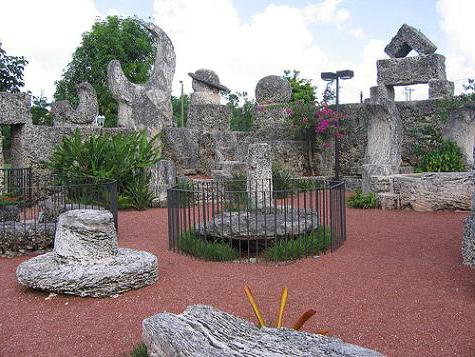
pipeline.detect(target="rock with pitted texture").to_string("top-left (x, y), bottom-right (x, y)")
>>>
top-left (16, 209), bottom-right (158, 297)
top-left (384, 24), bottom-right (437, 58)
top-left (108, 23), bottom-right (175, 130)
top-left (142, 305), bottom-right (383, 357)
top-left (255, 75), bottom-right (292, 105)
top-left (246, 143), bottom-right (272, 209)
top-left (51, 82), bottom-right (98, 126)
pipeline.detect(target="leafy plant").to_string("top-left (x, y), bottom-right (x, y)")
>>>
top-left (178, 231), bottom-right (239, 261)
top-left (225, 91), bottom-right (255, 131)
top-left (44, 129), bottom-right (160, 209)
top-left (347, 190), bottom-right (377, 209)
top-left (0, 41), bottom-right (28, 92)
top-left (283, 70), bottom-right (316, 104)
top-left (265, 227), bottom-right (331, 262)
top-left (272, 163), bottom-right (294, 199)
top-left (416, 140), bottom-right (465, 173)
top-left (123, 174), bottom-right (155, 210)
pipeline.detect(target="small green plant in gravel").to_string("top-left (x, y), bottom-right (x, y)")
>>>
top-left (178, 231), bottom-right (239, 261)
top-left (128, 343), bottom-right (147, 357)
top-left (265, 227), bottom-right (331, 262)
top-left (347, 190), bottom-right (377, 209)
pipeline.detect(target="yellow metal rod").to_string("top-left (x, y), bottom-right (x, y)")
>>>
top-left (275, 287), bottom-right (288, 328)
top-left (244, 286), bottom-right (266, 328)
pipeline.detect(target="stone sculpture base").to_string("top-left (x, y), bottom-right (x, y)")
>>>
top-left (142, 305), bottom-right (383, 357)
top-left (17, 248), bottom-right (157, 297)
top-left (16, 209), bottom-right (158, 297)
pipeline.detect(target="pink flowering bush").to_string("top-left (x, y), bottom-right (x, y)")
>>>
top-left (287, 101), bottom-right (345, 148)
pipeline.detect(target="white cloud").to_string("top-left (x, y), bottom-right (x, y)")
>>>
top-left (0, 0), bottom-right (99, 98)
top-left (436, 0), bottom-right (475, 93)
top-left (153, 0), bottom-right (378, 103)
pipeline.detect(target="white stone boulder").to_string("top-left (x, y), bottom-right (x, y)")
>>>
top-left (142, 305), bottom-right (383, 357)
top-left (16, 209), bottom-right (158, 297)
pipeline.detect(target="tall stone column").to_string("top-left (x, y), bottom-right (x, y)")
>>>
top-left (246, 143), bottom-right (272, 210)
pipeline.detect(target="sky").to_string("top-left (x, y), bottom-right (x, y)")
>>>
top-left (0, 0), bottom-right (474, 103)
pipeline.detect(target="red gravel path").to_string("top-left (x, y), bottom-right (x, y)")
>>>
top-left (1, 208), bottom-right (474, 357)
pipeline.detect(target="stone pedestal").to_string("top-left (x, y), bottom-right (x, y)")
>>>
top-left (149, 160), bottom-right (176, 208)
top-left (246, 143), bottom-right (272, 210)
top-left (16, 209), bottom-right (158, 297)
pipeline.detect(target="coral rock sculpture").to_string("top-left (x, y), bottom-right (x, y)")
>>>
top-left (107, 23), bottom-right (176, 130)
top-left (51, 82), bottom-right (98, 126)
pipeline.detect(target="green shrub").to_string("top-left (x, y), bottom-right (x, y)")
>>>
top-left (178, 231), bottom-right (239, 261)
top-left (44, 129), bottom-right (160, 209)
top-left (416, 140), bottom-right (465, 173)
top-left (123, 174), bottom-right (155, 210)
top-left (265, 227), bottom-right (331, 262)
top-left (347, 190), bottom-right (377, 209)
top-left (272, 163), bottom-right (294, 198)
top-left (129, 343), bottom-right (147, 357)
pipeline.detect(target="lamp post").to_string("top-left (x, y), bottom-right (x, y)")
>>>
top-left (179, 80), bottom-right (184, 127)
top-left (320, 70), bottom-right (354, 180)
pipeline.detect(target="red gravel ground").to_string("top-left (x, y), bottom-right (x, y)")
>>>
top-left (1, 207), bottom-right (475, 357)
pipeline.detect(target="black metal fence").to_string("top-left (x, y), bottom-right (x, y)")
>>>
top-left (168, 177), bottom-right (346, 262)
top-left (0, 168), bottom-right (118, 255)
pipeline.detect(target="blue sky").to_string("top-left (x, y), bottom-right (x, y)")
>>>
top-left (0, 0), bottom-right (473, 102)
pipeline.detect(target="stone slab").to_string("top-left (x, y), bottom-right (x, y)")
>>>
top-left (428, 79), bottom-right (454, 99)
top-left (142, 305), bottom-right (383, 357)
top-left (377, 54), bottom-right (447, 86)
top-left (384, 24), bottom-right (437, 58)
top-left (186, 104), bottom-right (231, 132)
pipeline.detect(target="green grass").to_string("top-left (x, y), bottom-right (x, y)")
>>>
top-left (128, 343), bottom-right (147, 357)
top-left (178, 231), bottom-right (239, 261)
top-left (265, 227), bottom-right (332, 262)
top-left (347, 190), bottom-right (377, 209)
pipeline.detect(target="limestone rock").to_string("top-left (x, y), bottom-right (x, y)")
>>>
top-left (186, 104), bottom-right (231, 132)
top-left (142, 305), bottom-right (383, 357)
top-left (369, 85), bottom-right (394, 102)
top-left (384, 24), bottom-right (437, 58)
top-left (188, 69), bottom-right (228, 106)
top-left (255, 75), bottom-right (292, 105)
top-left (149, 160), bottom-right (176, 208)
top-left (161, 127), bottom-right (199, 175)
top-left (246, 143), bottom-right (272, 209)
top-left (108, 23), bottom-right (175, 130)
top-left (377, 193), bottom-right (399, 210)
top-left (393, 172), bottom-right (475, 211)
top-left (16, 209), bottom-right (158, 297)
top-left (377, 54), bottom-right (447, 86)
top-left (443, 104), bottom-right (475, 168)
top-left (0, 92), bottom-right (32, 125)
top-left (463, 214), bottom-right (475, 267)
top-left (197, 208), bottom-right (319, 239)
top-left (51, 82), bottom-right (98, 126)
top-left (428, 79), bottom-right (454, 99)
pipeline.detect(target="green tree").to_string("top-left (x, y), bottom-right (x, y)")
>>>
top-left (0, 41), bottom-right (28, 92)
top-left (283, 70), bottom-right (316, 103)
top-left (30, 95), bottom-right (52, 125)
top-left (54, 16), bottom-right (155, 127)
top-left (225, 91), bottom-right (255, 131)
top-left (172, 94), bottom-right (190, 127)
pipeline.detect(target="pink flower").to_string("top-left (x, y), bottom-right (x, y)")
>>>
top-left (323, 142), bottom-right (332, 148)
top-left (302, 116), bottom-right (309, 124)
top-left (316, 119), bottom-right (330, 134)
top-left (286, 108), bottom-right (294, 116)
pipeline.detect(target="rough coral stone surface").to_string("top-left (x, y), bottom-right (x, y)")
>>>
top-left (51, 82), bottom-right (98, 126)
top-left (428, 79), bottom-right (454, 99)
top-left (443, 104), bottom-right (475, 168)
top-left (107, 23), bottom-right (175, 130)
top-left (16, 209), bottom-right (158, 297)
top-left (0, 92), bottom-right (32, 125)
top-left (186, 104), bottom-right (231, 132)
top-left (142, 305), bottom-right (383, 357)
top-left (0, 221), bottom-right (55, 254)
top-left (463, 214), bottom-right (475, 267)
top-left (384, 24), bottom-right (437, 58)
top-left (377, 54), bottom-right (447, 86)
top-left (255, 75), bottom-right (292, 105)
top-left (246, 143), bottom-right (272, 209)
top-left (149, 160), bottom-right (176, 208)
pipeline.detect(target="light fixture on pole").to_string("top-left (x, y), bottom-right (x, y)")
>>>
top-left (320, 70), bottom-right (354, 180)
